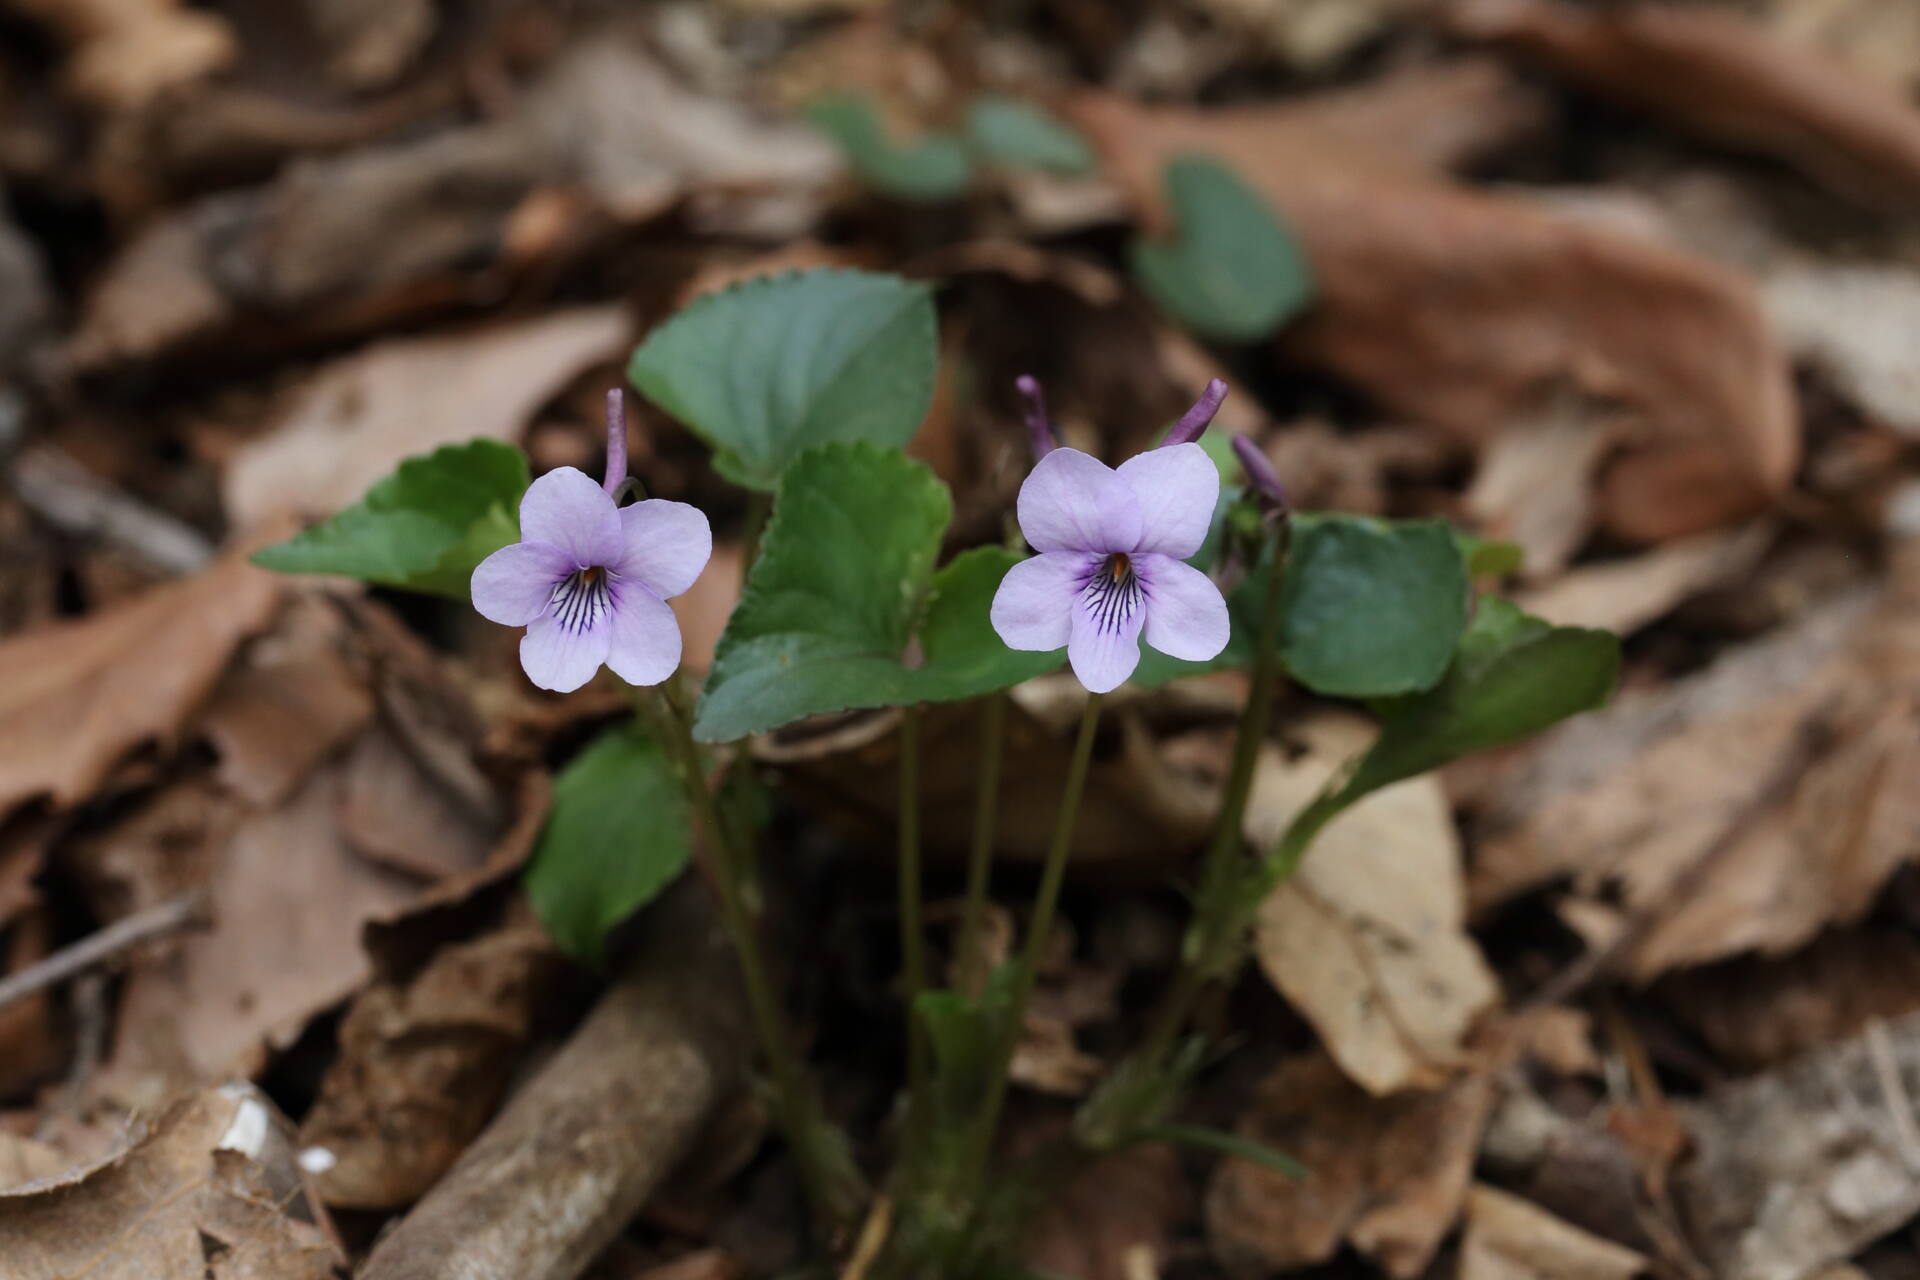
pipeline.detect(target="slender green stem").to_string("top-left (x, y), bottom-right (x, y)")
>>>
top-left (648, 683), bottom-right (858, 1234)
top-left (959, 693), bottom-right (1103, 1192)
top-left (1143, 524), bottom-right (1291, 1064)
top-left (898, 704), bottom-right (928, 1104)
top-left (955, 690), bottom-right (1008, 996)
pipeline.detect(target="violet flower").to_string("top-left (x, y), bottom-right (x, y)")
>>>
top-left (471, 391), bottom-right (712, 693)
top-left (991, 382), bottom-right (1231, 693)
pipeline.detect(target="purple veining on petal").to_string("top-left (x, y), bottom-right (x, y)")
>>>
top-left (1231, 434), bottom-right (1288, 512)
top-left (1015, 374), bottom-right (1057, 461)
top-left (1160, 378), bottom-right (1229, 447)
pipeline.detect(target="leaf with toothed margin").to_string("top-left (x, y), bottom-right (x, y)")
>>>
top-left (692, 444), bottom-right (1058, 742)
top-left (627, 267), bottom-right (938, 492)
top-left (250, 439), bottom-right (527, 598)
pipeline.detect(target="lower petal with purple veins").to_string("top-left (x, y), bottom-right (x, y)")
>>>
top-left (604, 582), bottom-right (683, 687)
top-left (1138, 554), bottom-right (1230, 663)
top-left (520, 609), bottom-right (613, 692)
top-left (1067, 553), bottom-right (1147, 693)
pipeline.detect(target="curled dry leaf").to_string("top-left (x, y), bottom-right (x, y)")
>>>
top-left (1023, 1143), bottom-right (1189, 1280)
top-left (1475, 541), bottom-right (1920, 978)
top-left (0, 549), bottom-right (283, 815)
top-left (1679, 1010), bottom-right (1920, 1280)
top-left (0, 1082), bottom-right (341, 1280)
top-left (1206, 1050), bottom-right (1497, 1278)
top-left (1514, 520), bottom-right (1775, 636)
top-left (1446, 0), bottom-right (1920, 212)
top-left (300, 922), bottom-right (565, 1210)
top-left (1247, 713), bottom-right (1501, 1096)
top-left (1459, 1184), bottom-right (1647, 1280)
top-left (1067, 81), bottom-right (1799, 542)
top-left (222, 306), bottom-right (628, 531)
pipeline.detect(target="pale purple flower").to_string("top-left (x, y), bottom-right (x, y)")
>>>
top-left (990, 383), bottom-right (1232, 693)
top-left (471, 391), bottom-right (711, 693)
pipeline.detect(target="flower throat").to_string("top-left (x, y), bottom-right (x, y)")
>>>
top-left (1083, 552), bottom-right (1142, 635)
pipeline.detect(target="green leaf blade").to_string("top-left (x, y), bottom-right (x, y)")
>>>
top-left (250, 439), bottom-right (529, 598)
top-left (1129, 154), bottom-right (1313, 344)
top-left (964, 95), bottom-right (1096, 176)
top-left (808, 92), bottom-right (974, 202)
top-left (627, 268), bottom-right (938, 491)
top-left (1280, 515), bottom-right (1469, 698)
top-left (524, 724), bottom-right (693, 965)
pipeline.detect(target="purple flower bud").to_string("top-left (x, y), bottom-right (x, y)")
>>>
top-left (1015, 374), bottom-right (1057, 461)
top-left (1231, 435), bottom-right (1287, 513)
top-left (1161, 378), bottom-right (1229, 448)
top-left (604, 388), bottom-right (629, 498)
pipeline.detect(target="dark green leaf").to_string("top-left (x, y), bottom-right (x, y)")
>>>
top-left (250, 439), bottom-right (527, 598)
top-left (524, 723), bottom-right (692, 965)
top-left (1280, 514), bottom-right (1469, 698)
top-left (808, 92), bottom-right (973, 202)
top-left (692, 445), bottom-right (1056, 742)
top-left (627, 267), bottom-right (938, 491)
top-left (1140, 1123), bottom-right (1307, 1180)
top-left (1129, 154), bottom-right (1313, 343)
top-left (964, 95), bottom-right (1096, 176)
top-left (1345, 596), bottom-right (1620, 797)
top-left (915, 967), bottom-right (1017, 1137)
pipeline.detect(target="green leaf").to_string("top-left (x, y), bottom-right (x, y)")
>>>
top-left (1456, 531), bottom-right (1524, 579)
top-left (250, 439), bottom-right (527, 598)
top-left (915, 967), bottom-right (1017, 1140)
top-left (1129, 154), bottom-right (1313, 343)
top-left (1139, 1124), bottom-right (1307, 1180)
top-left (692, 445), bottom-right (1057, 742)
top-left (524, 723), bottom-right (693, 965)
top-left (964, 95), bottom-right (1096, 176)
top-left (627, 267), bottom-right (938, 491)
top-left (1281, 514), bottom-right (1469, 698)
top-left (808, 92), bottom-right (973, 202)
top-left (1345, 597), bottom-right (1620, 797)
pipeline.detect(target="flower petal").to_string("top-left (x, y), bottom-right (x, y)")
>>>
top-left (471, 540), bottom-right (572, 626)
top-left (519, 467), bottom-right (622, 566)
top-left (990, 551), bottom-right (1090, 651)
top-left (519, 610), bottom-right (612, 693)
top-left (1068, 567), bottom-right (1146, 694)
top-left (604, 582), bottom-right (683, 687)
top-left (615, 499), bottom-right (712, 599)
top-left (1139, 554), bottom-right (1230, 662)
top-left (1115, 443), bottom-right (1219, 558)
top-left (1017, 448), bottom-right (1143, 554)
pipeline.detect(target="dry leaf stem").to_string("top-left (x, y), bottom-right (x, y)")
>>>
top-left (0, 890), bottom-right (207, 1014)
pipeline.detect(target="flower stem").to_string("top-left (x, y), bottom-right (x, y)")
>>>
top-left (1143, 523), bottom-right (1290, 1064)
top-left (898, 704), bottom-right (929, 1104)
top-left (960, 692), bottom-right (1102, 1192)
top-left (955, 690), bottom-right (1008, 995)
top-left (648, 682), bottom-right (863, 1235)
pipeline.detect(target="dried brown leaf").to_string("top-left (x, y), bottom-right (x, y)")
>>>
top-left (1448, 0), bottom-right (1920, 211)
top-left (1205, 1051), bottom-right (1496, 1277)
top-left (1514, 521), bottom-right (1775, 636)
top-left (223, 306), bottom-right (628, 530)
top-left (1247, 714), bottom-right (1501, 1096)
top-left (1459, 1184), bottom-right (1647, 1280)
top-left (0, 551), bottom-right (283, 815)
top-left (1025, 1143), bottom-right (1188, 1280)
top-left (1067, 88), bottom-right (1798, 541)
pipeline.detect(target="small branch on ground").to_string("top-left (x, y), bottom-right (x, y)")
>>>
top-left (0, 890), bottom-right (209, 1014)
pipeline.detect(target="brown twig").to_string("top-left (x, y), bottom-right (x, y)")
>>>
top-left (8, 445), bottom-right (215, 575)
top-left (0, 890), bottom-right (208, 1014)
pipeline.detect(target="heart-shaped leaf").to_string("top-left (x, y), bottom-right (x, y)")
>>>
top-left (1131, 502), bottom-right (1470, 699)
top-left (627, 268), bottom-right (938, 491)
top-left (250, 439), bottom-right (527, 598)
top-left (524, 722), bottom-right (692, 965)
top-left (808, 92), bottom-right (974, 202)
top-left (692, 444), bottom-right (1057, 742)
top-left (965, 95), bottom-right (1096, 176)
top-left (1130, 153), bottom-right (1313, 343)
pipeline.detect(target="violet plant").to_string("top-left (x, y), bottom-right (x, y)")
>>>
top-left (254, 265), bottom-right (1621, 1277)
